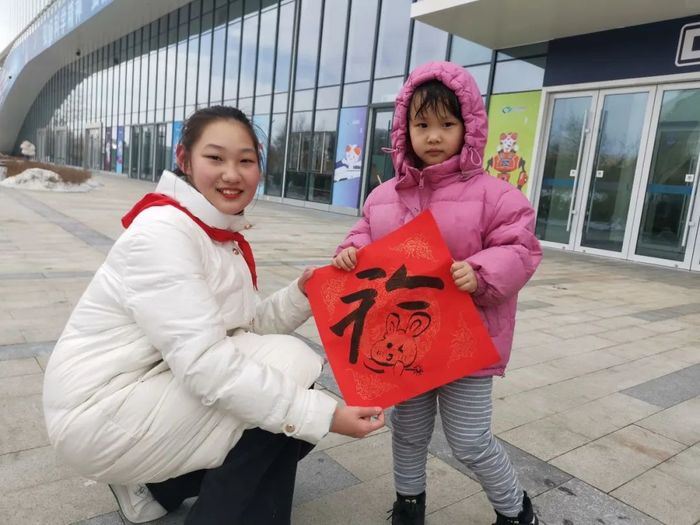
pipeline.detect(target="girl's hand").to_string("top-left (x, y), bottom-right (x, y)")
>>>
top-left (332, 247), bottom-right (358, 271)
top-left (298, 267), bottom-right (315, 295)
top-left (451, 261), bottom-right (478, 293)
top-left (330, 405), bottom-right (385, 438)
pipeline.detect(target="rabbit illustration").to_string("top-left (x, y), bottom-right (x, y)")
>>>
top-left (364, 312), bottom-right (431, 376)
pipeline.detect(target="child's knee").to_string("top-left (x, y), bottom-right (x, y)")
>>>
top-left (449, 430), bottom-right (493, 464)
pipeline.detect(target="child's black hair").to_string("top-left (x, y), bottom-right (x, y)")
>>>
top-left (409, 80), bottom-right (463, 122)
top-left (174, 105), bottom-right (261, 176)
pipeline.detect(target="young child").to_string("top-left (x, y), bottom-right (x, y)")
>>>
top-left (43, 106), bottom-right (384, 525)
top-left (333, 62), bottom-right (542, 524)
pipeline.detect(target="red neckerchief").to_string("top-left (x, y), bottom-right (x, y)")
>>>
top-left (121, 193), bottom-right (257, 289)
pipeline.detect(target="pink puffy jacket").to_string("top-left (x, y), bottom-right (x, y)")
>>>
top-left (336, 61), bottom-right (542, 376)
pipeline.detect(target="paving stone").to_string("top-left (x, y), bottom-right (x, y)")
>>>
top-left (0, 372), bottom-right (44, 398)
top-left (293, 450), bottom-right (361, 505)
top-left (622, 363), bottom-right (700, 408)
top-left (612, 466), bottom-right (700, 525)
top-left (537, 479), bottom-right (662, 525)
top-left (0, 445), bottom-right (77, 494)
top-left (0, 477), bottom-right (117, 525)
top-left (636, 397), bottom-right (700, 445)
top-left (0, 395), bottom-right (49, 455)
top-left (550, 425), bottom-right (686, 492)
top-left (0, 356), bottom-right (42, 376)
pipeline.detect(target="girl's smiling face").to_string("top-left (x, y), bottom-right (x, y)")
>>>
top-left (177, 119), bottom-right (260, 215)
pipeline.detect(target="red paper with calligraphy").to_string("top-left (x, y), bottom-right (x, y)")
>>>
top-left (306, 211), bottom-right (500, 408)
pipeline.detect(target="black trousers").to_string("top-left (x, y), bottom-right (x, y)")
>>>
top-left (147, 428), bottom-right (314, 525)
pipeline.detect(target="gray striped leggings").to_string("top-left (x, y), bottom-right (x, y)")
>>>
top-left (391, 376), bottom-right (523, 516)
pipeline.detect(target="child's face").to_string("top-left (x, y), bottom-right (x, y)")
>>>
top-left (179, 119), bottom-right (260, 215)
top-left (408, 98), bottom-right (465, 167)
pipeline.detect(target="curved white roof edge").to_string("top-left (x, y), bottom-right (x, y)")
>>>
top-left (0, 0), bottom-right (191, 152)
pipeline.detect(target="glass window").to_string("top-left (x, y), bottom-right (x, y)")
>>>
top-left (450, 36), bottom-right (492, 66)
top-left (409, 21), bottom-right (448, 71)
top-left (344, 0), bottom-right (377, 83)
top-left (156, 46), bottom-right (167, 113)
top-left (497, 43), bottom-right (548, 61)
top-left (255, 94), bottom-right (272, 114)
top-left (342, 81), bottom-right (369, 107)
top-left (295, 0), bottom-right (322, 90)
top-left (293, 89), bottom-right (314, 112)
top-left (256, 5), bottom-right (276, 95)
top-left (465, 64), bottom-right (490, 95)
top-left (372, 76), bottom-right (403, 104)
top-left (165, 43), bottom-right (177, 119)
top-left (274, 92), bottom-right (288, 113)
top-left (186, 34), bottom-right (200, 108)
top-left (224, 19), bottom-right (241, 102)
top-left (198, 28), bottom-right (213, 105)
top-left (265, 113), bottom-right (287, 197)
top-left (317, 0), bottom-right (348, 87)
top-left (175, 26), bottom-right (188, 110)
top-left (210, 25), bottom-right (226, 104)
top-left (274, 0), bottom-right (294, 92)
top-left (148, 45), bottom-right (158, 122)
top-left (316, 86), bottom-right (340, 110)
top-left (374, 0), bottom-right (411, 79)
top-left (492, 57), bottom-right (546, 94)
top-left (239, 10), bottom-right (259, 98)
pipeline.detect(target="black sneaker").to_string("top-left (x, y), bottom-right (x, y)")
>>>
top-left (387, 491), bottom-right (426, 525)
top-left (493, 491), bottom-right (539, 525)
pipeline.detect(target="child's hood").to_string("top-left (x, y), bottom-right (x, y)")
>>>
top-left (390, 61), bottom-right (488, 180)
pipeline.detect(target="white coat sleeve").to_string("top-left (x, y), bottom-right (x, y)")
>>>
top-left (122, 217), bottom-right (336, 443)
top-left (251, 279), bottom-right (312, 335)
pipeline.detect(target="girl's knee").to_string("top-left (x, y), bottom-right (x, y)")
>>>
top-left (448, 430), bottom-right (494, 463)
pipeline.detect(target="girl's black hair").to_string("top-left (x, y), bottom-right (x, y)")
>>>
top-left (410, 80), bottom-right (463, 122)
top-left (174, 105), bottom-right (261, 177)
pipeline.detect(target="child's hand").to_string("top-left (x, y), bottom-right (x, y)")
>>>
top-left (298, 267), bottom-right (315, 295)
top-left (330, 405), bottom-right (385, 438)
top-left (332, 247), bottom-right (358, 271)
top-left (451, 261), bottom-right (478, 293)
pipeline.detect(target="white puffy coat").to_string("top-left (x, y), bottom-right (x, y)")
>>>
top-left (43, 171), bottom-right (337, 484)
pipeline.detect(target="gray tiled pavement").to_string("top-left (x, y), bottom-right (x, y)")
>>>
top-left (1, 175), bottom-right (699, 524)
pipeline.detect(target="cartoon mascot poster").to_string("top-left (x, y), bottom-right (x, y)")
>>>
top-left (484, 91), bottom-right (542, 194)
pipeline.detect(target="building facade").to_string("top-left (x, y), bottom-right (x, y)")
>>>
top-left (2, 0), bottom-right (700, 272)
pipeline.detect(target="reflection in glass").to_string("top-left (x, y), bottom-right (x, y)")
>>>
top-left (274, 1), bottom-right (295, 93)
top-left (344, 0), bottom-right (377, 83)
top-left (535, 97), bottom-right (591, 244)
top-left (223, 20), bottom-right (241, 102)
top-left (365, 110), bottom-right (394, 199)
top-left (636, 89), bottom-right (700, 261)
top-left (239, 11), bottom-right (259, 98)
top-left (141, 126), bottom-right (154, 181)
top-left (409, 22), bottom-right (448, 71)
top-left (210, 26), bottom-right (226, 104)
top-left (372, 76), bottom-right (403, 104)
top-left (186, 34), bottom-right (199, 107)
top-left (256, 6), bottom-right (277, 95)
top-left (130, 126), bottom-right (140, 178)
top-left (265, 114), bottom-right (287, 196)
top-left (374, 0), bottom-right (411, 79)
top-left (197, 30), bottom-right (212, 105)
top-left (581, 92), bottom-right (647, 252)
top-left (342, 81), bottom-right (369, 107)
top-left (493, 57), bottom-right (546, 94)
top-left (318, 0), bottom-right (348, 87)
top-left (450, 36), bottom-right (492, 66)
top-left (295, 0), bottom-right (321, 90)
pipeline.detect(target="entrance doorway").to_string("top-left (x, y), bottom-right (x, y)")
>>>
top-left (534, 83), bottom-right (700, 270)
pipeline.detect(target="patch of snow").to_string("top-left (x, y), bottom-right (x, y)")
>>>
top-left (0, 168), bottom-right (100, 192)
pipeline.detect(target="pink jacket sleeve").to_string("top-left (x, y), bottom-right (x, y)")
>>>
top-left (335, 199), bottom-right (373, 255)
top-left (466, 190), bottom-right (542, 307)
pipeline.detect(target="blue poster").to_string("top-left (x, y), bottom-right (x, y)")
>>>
top-left (171, 121), bottom-right (183, 170)
top-left (116, 126), bottom-right (124, 174)
top-left (332, 107), bottom-right (368, 208)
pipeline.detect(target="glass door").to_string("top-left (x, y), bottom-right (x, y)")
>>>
top-left (534, 94), bottom-right (595, 247)
top-left (140, 125), bottom-right (154, 181)
top-left (574, 89), bottom-right (652, 255)
top-left (364, 108), bottom-right (394, 200)
top-left (631, 85), bottom-right (700, 268)
top-left (130, 126), bottom-right (141, 179)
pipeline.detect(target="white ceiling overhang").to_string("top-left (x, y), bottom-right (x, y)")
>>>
top-left (412, 0), bottom-right (700, 50)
